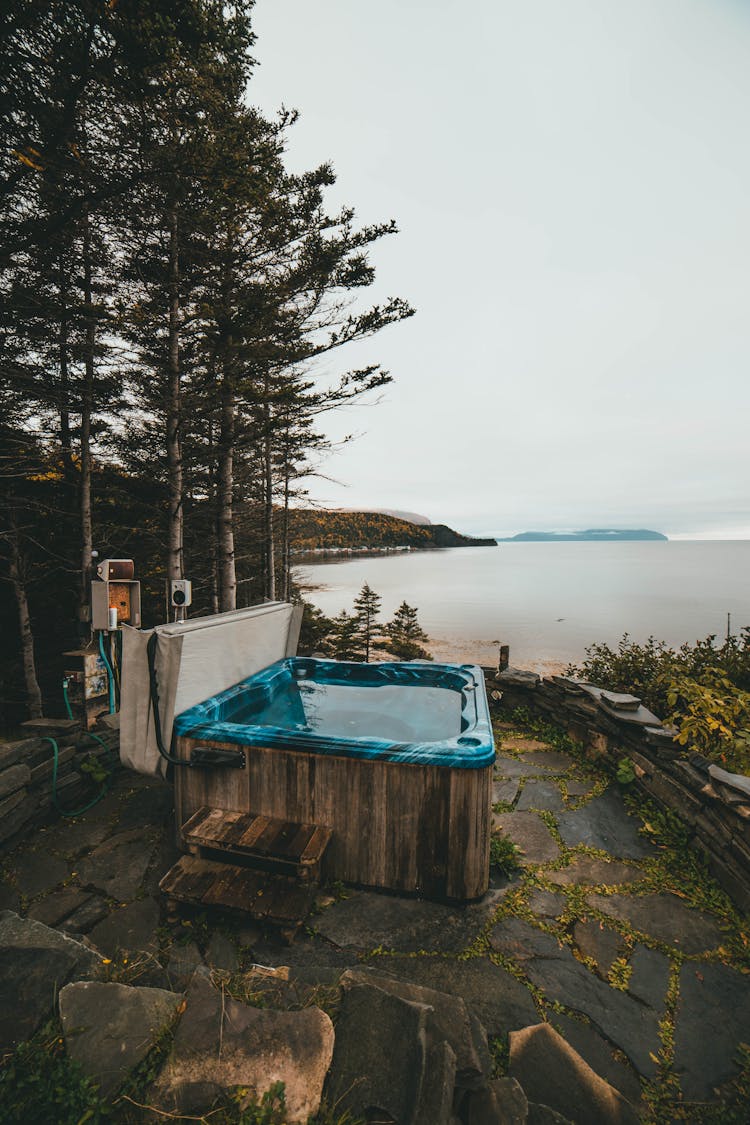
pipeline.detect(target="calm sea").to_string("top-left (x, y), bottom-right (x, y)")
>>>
top-left (296, 541), bottom-right (750, 673)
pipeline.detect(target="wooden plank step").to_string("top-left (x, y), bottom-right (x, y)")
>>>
top-left (181, 806), bottom-right (333, 878)
top-left (159, 855), bottom-right (315, 941)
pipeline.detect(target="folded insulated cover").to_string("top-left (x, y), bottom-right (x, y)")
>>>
top-left (119, 602), bottom-right (302, 777)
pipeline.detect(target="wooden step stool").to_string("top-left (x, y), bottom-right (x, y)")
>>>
top-left (159, 806), bottom-right (333, 942)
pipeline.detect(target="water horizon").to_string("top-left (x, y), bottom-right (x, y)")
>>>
top-left (295, 540), bottom-right (750, 674)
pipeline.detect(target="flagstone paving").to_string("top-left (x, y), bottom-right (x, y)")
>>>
top-left (1, 710), bottom-right (749, 1121)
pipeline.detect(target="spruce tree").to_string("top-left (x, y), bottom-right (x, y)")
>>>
top-left (382, 602), bottom-right (432, 661)
top-left (353, 582), bottom-right (382, 663)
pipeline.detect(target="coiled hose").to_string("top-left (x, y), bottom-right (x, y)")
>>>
top-left (42, 677), bottom-right (116, 818)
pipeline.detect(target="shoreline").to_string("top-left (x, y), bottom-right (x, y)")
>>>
top-left (426, 635), bottom-right (568, 677)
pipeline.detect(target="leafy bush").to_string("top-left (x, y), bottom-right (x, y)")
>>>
top-left (616, 757), bottom-right (636, 785)
top-left (569, 630), bottom-right (750, 773)
top-left (0, 1023), bottom-right (105, 1124)
top-left (489, 833), bottom-right (521, 875)
top-left (667, 671), bottom-right (750, 774)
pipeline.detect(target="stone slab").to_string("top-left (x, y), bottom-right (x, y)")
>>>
top-left (490, 917), bottom-right (566, 962)
top-left (466, 1076), bottom-right (528, 1125)
top-left (0, 911), bottom-right (102, 1049)
top-left (493, 778), bottom-right (521, 805)
top-left (27, 888), bottom-right (92, 927)
top-left (342, 968), bottom-right (491, 1092)
top-left (0, 878), bottom-right (20, 914)
top-left (557, 792), bottom-right (653, 859)
top-left (60, 895), bottom-right (109, 935)
top-left (587, 893), bottom-right (724, 954)
top-left (328, 972), bottom-right (452, 1125)
top-left (492, 811), bottom-right (560, 865)
top-left (565, 780), bottom-right (595, 800)
top-left (77, 827), bottom-right (156, 900)
top-left (115, 784), bottom-right (173, 831)
top-left (205, 931), bottom-right (240, 972)
top-left (152, 967), bottom-right (334, 1123)
top-left (60, 980), bottom-right (181, 1098)
top-left (38, 818), bottom-right (112, 857)
top-left (0, 764), bottom-right (31, 799)
top-left (518, 750), bottom-right (575, 773)
top-left (516, 780), bottom-right (566, 814)
top-left (368, 954), bottom-right (539, 1039)
top-left (88, 898), bottom-right (160, 958)
top-left (527, 888), bottom-right (568, 918)
top-left (494, 757), bottom-right (546, 779)
top-left (166, 940), bottom-right (205, 988)
top-left (626, 945), bottom-right (670, 1009)
top-left (509, 1023), bottom-right (639, 1125)
top-left (573, 920), bottom-right (622, 975)
top-left (521, 943), bottom-right (660, 1077)
top-left (314, 887), bottom-right (505, 955)
top-left (546, 856), bottom-right (643, 888)
top-left (552, 1013), bottom-right (643, 1105)
top-left (673, 961), bottom-right (750, 1100)
top-left (11, 852), bottom-right (70, 898)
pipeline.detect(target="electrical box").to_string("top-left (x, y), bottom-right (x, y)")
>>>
top-left (63, 648), bottom-right (109, 729)
top-left (92, 577), bottom-right (141, 630)
top-left (170, 579), bottom-right (192, 609)
top-left (96, 559), bottom-right (135, 582)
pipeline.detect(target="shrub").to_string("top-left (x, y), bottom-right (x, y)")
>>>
top-left (569, 630), bottom-right (750, 774)
top-left (489, 833), bottom-right (521, 875)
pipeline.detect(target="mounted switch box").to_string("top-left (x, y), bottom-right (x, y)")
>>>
top-left (170, 579), bottom-right (192, 609)
top-left (92, 578), bottom-right (141, 630)
top-left (96, 559), bottom-right (135, 582)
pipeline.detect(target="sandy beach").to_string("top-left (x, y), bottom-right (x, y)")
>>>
top-left (426, 635), bottom-right (568, 677)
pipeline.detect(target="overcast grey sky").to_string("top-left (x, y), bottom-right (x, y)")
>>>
top-left (248, 0), bottom-right (750, 539)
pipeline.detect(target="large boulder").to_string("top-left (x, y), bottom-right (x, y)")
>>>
top-left (59, 981), bottom-right (182, 1098)
top-left (151, 967), bottom-right (333, 1123)
top-left (0, 911), bottom-right (102, 1050)
top-left (341, 968), bottom-right (491, 1091)
top-left (508, 1023), bottom-right (639, 1125)
top-left (327, 972), bottom-right (456, 1125)
top-left (465, 1076), bottom-right (528, 1124)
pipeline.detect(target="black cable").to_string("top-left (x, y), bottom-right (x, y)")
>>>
top-left (146, 631), bottom-right (185, 767)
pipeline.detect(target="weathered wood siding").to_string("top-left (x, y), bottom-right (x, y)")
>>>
top-left (174, 737), bottom-right (491, 901)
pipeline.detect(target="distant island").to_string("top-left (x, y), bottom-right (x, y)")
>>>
top-left (497, 529), bottom-right (668, 543)
top-left (289, 510), bottom-right (497, 552)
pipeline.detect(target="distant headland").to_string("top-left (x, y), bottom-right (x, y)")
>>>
top-left (497, 529), bottom-right (668, 543)
top-left (289, 509), bottom-right (498, 553)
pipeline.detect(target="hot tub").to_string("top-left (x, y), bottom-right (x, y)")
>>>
top-left (173, 658), bottom-right (495, 901)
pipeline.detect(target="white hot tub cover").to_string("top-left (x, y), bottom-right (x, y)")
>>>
top-left (119, 602), bottom-right (303, 777)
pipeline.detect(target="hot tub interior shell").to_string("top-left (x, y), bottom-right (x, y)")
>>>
top-left (173, 659), bottom-right (495, 901)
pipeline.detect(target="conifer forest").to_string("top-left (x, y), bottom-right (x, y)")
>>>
top-left (0, 1), bottom-right (414, 729)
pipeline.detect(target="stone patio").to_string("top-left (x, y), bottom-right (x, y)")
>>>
top-left (1, 710), bottom-right (749, 1121)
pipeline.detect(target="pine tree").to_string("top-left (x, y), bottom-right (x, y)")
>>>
top-left (382, 602), bottom-right (432, 661)
top-left (330, 610), bottom-right (362, 662)
top-left (353, 582), bottom-right (382, 663)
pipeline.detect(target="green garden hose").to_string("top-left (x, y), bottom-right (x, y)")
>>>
top-left (44, 678), bottom-right (116, 817)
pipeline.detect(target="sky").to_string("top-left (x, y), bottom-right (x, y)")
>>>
top-left (247, 0), bottom-right (750, 539)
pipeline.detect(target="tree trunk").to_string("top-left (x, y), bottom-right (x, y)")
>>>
top-left (79, 206), bottom-right (94, 640)
top-left (281, 459), bottom-right (291, 602)
top-left (216, 364), bottom-right (237, 611)
top-left (166, 200), bottom-right (183, 583)
top-left (8, 516), bottom-right (43, 719)
top-left (58, 254), bottom-right (74, 479)
top-left (207, 416), bottom-right (220, 615)
top-left (262, 374), bottom-right (275, 601)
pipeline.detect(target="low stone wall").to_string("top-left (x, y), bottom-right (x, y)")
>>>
top-left (492, 668), bottom-right (750, 915)
top-left (0, 717), bottom-right (120, 849)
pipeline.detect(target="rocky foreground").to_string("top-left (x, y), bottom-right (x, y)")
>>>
top-left (1, 713), bottom-right (749, 1123)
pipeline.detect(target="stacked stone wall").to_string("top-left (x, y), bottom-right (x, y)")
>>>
top-left (0, 719), bottom-right (120, 849)
top-left (489, 668), bottom-right (750, 914)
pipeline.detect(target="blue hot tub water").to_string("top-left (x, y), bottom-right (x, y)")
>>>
top-left (173, 658), bottom-right (495, 769)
